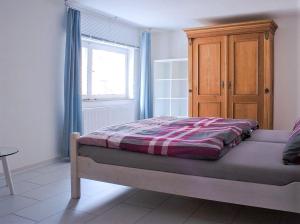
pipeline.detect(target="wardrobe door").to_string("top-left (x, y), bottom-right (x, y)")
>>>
top-left (191, 36), bottom-right (227, 118)
top-left (228, 33), bottom-right (264, 126)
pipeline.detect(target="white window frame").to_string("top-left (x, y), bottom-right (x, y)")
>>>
top-left (81, 39), bottom-right (131, 101)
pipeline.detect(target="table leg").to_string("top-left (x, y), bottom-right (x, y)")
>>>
top-left (2, 156), bottom-right (15, 195)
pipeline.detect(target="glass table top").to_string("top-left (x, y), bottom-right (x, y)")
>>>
top-left (0, 147), bottom-right (19, 157)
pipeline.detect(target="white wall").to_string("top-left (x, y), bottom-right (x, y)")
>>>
top-left (0, 0), bottom-right (66, 171)
top-left (152, 15), bottom-right (300, 130)
top-left (273, 14), bottom-right (300, 130)
top-left (152, 30), bottom-right (187, 60)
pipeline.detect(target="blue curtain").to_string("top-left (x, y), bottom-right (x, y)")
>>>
top-left (62, 8), bottom-right (82, 158)
top-left (139, 32), bottom-right (153, 119)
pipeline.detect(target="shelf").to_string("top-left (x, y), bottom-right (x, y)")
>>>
top-left (154, 58), bottom-right (188, 63)
top-left (155, 98), bottom-right (188, 100)
top-left (153, 58), bottom-right (188, 117)
top-left (155, 78), bottom-right (188, 81)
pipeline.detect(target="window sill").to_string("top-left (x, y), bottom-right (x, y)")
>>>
top-left (82, 98), bottom-right (136, 109)
top-left (82, 98), bottom-right (133, 102)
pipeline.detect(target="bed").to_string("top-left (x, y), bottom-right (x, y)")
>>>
top-left (70, 118), bottom-right (300, 214)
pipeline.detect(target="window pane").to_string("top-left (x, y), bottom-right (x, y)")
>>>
top-left (92, 49), bottom-right (126, 96)
top-left (81, 47), bottom-right (88, 95)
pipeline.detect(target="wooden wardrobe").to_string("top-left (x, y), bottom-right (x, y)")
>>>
top-left (184, 20), bottom-right (277, 129)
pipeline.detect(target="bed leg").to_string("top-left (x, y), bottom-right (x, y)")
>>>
top-left (70, 132), bottom-right (81, 199)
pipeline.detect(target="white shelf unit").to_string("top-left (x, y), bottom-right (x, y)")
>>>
top-left (153, 58), bottom-right (188, 117)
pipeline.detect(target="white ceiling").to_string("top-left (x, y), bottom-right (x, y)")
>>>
top-left (70, 0), bottom-right (300, 29)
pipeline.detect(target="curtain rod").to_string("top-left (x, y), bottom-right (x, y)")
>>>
top-left (81, 34), bottom-right (140, 49)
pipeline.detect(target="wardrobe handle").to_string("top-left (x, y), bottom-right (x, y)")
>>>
top-left (188, 89), bottom-right (192, 93)
top-left (265, 88), bottom-right (270, 94)
top-left (221, 81), bottom-right (225, 88)
top-left (228, 81), bottom-right (232, 89)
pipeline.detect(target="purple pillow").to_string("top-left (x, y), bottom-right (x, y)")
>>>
top-left (293, 118), bottom-right (300, 130)
top-left (283, 125), bottom-right (300, 164)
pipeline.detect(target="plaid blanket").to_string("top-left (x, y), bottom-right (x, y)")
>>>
top-left (78, 117), bottom-right (258, 160)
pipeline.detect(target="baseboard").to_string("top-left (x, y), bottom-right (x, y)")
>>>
top-left (0, 156), bottom-right (65, 177)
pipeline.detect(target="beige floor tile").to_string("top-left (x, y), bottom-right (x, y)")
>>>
top-left (15, 192), bottom-right (72, 221)
top-left (185, 200), bottom-right (240, 224)
top-left (136, 196), bottom-right (201, 224)
top-left (26, 169), bottom-right (70, 185)
top-left (12, 170), bottom-right (43, 183)
top-left (0, 181), bottom-right (40, 198)
top-left (69, 187), bottom-right (136, 215)
top-left (125, 190), bottom-right (170, 209)
top-left (80, 179), bottom-right (121, 197)
top-left (38, 209), bottom-right (95, 224)
top-left (0, 214), bottom-right (35, 224)
top-left (19, 178), bottom-right (70, 200)
top-left (33, 162), bottom-right (70, 174)
top-left (0, 178), bottom-right (6, 187)
top-left (0, 195), bottom-right (38, 216)
top-left (86, 203), bottom-right (150, 224)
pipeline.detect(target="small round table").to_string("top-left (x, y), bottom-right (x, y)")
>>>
top-left (0, 147), bottom-right (19, 195)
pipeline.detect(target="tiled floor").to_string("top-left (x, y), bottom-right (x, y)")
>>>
top-left (0, 161), bottom-right (298, 224)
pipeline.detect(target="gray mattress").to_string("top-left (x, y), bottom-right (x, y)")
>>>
top-left (246, 129), bottom-right (290, 143)
top-left (78, 141), bottom-right (300, 186)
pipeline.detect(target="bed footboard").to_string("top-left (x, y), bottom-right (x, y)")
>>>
top-left (70, 132), bottom-right (81, 199)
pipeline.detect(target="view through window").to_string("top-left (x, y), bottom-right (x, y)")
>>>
top-left (81, 39), bottom-right (134, 100)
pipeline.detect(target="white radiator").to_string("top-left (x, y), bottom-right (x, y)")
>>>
top-left (83, 101), bottom-right (136, 134)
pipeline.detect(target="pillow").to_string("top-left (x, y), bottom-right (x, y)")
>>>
top-left (283, 126), bottom-right (300, 164)
top-left (293, 118), bottom-right (300, 130)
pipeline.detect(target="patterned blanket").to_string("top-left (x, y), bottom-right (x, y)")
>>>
top-left (78, 117), bottom-right (258, 160)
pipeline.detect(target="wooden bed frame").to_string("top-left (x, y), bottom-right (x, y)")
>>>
top-left (70, 132), bottom-right (300, 213)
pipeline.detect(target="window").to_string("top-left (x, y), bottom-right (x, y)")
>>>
top-left (81, 39), bottom-right (135, 100)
